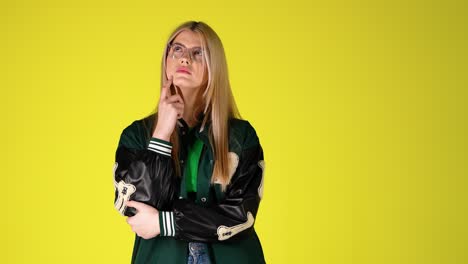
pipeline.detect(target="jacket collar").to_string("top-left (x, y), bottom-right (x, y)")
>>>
top-left (176, 112), bottom-right (212, 140)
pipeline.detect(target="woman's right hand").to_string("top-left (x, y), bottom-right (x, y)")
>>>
top-left (152, 76), bottom-right (185, 141)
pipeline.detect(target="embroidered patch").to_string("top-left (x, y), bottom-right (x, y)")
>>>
top-left (213, 152), bottom-right (239, 185)
top-left (227, 152), bottom-right (239, 182)
top-left (114, 181), bottom-right (136, 216)
top-left (217, 212), bottom-right (255, 241)
top-left (258, 160), bottom-right (265, 199)
top-left (113, 162), bottom-right (118, 176)
top-left (113, 162), bottom-right (136, 216)
top-left (112, 162), bottom-right (118, 193)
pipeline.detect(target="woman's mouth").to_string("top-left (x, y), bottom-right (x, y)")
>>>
top-left (176, 67), bottom-right (191, 74)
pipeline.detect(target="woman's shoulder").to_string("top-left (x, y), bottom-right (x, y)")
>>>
top-left (228, 118), bottom-right (260, 149)
top-left (118, 114), bottom-right (155, 149)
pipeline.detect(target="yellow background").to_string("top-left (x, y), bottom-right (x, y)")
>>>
top-left (2, 0), bottom-right (467, 263)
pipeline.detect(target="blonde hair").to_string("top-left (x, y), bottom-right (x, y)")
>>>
top-left (151, 21), bottom-right (240, 191)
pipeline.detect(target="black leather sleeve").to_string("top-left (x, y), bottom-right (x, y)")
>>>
top-left (113, 147), bottom-right (179, 216)
top-left (162, 142), bottom-right (265, 242)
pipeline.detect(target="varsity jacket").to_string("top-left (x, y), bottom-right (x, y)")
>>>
top-left (113, 113), bottom-right (266, 263)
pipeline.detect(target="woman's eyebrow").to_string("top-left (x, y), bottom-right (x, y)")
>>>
top-left (173, 42), bottom-right (201, 49)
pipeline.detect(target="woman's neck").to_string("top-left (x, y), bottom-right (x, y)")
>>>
top-left (179, 87), bottom-right (202, 128)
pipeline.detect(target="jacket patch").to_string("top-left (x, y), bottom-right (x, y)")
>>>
top-left (227, 152), bottom-right (239, 182)
top-left (113, 162), bottom-right (136, 216)
top-left (216, 212), bottom-right (254, 241)
top-left (213, 152), bottom-right (239, 185)
top-left (258, 160), bottom-right (265, 199)
top-left (113, 162), bottom-right (118, 181)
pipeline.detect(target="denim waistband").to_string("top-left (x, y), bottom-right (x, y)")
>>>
top-left (188, 242), bottom-right (208, 252)
top-left (187, 242), bottom-right (211, 264)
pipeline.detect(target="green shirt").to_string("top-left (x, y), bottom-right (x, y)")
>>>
top-left (184, 127), bottom-right (204, 193)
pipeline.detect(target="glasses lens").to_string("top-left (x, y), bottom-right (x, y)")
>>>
top-left (171, 44), bottom-right (184, 59)
top-left (191, 48), bottom-right (203, 63)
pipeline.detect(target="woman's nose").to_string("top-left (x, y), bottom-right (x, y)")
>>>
top-left (179, 50), bottom-right (192, 64)
top-left (180, 57), bottom-right (190, 65)
top-left (179, 56), bottom-right (191, 65)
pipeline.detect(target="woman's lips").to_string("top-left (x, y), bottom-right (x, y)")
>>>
top-left (176, 68), bottom-right (191, 74)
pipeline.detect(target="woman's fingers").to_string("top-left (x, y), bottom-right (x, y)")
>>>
top-left (160, 75), bottom-right (173, 99)
top-left (164, 101), bottom-right (184, 118)
top-left (172, 103), bottom-right (184, 118)
top-left (164, 75), bottom-right (173, 88)
top-left (159, 100), bottom-right (184, 117)
top-left (167, 101), bottom-right (184, 109)
top-left (165, 93), bottom-right (184, 104)
top-left (153, 75), bottom-right (185, 138)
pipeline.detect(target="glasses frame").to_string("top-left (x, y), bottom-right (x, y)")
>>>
top-left (167, 43), bottom-right (205, 63)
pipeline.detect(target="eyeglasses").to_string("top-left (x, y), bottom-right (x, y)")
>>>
top-left (168, 43), bottom-right (205, 63)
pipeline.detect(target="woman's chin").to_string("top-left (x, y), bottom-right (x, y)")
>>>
top-left (174, 81), bottom-right (198, 90)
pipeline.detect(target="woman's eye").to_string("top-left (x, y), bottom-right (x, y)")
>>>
top-left (173, 46), bottom-right (183, 52)
top-left (194, 49), bottom-right (203, 56)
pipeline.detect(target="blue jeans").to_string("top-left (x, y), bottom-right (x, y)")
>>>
top-left (187, 242), bottom-right (212, 264)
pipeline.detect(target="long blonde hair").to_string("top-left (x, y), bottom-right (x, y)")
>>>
top-left (151, 21), bottom-right (240, 191)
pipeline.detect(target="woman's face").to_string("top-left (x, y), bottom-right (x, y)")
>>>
top-left (166, 30), bottom-right (208, 93)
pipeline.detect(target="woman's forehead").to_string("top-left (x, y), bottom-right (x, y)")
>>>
top-left (173, 30), bottom-right (203, 48)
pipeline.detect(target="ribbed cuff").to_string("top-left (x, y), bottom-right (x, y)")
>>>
top-left (159, 211), bottom-right (175, 237)
top-left (147, 137), bottom-right (172, 157)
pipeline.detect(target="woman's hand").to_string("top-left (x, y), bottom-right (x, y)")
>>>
top-left (153, 75), bottom-right (185, 141)
top-left (125, 200), bottom-right (161, 239)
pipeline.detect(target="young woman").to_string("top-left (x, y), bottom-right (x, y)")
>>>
top-left (113, 21), bottom-right (266, 264)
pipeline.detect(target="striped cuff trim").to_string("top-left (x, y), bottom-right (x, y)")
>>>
top-left (159, 211), bottom-right (175, 237)
top-left (148, 138), bottom-right (172, 156)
